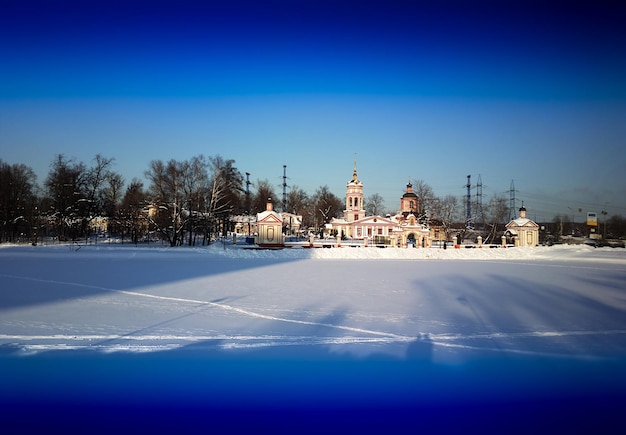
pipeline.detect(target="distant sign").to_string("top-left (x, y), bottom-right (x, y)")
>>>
top-left (587, 212), bottom-right (598, 226)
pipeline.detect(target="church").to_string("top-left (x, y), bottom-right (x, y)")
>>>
top-left (505, 204), bottom-right (540, 247)
top-left (328, 161), bottom-right (432, 247)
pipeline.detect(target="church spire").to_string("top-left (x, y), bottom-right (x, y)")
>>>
top-left (344, 153), bottom-right (365, 222)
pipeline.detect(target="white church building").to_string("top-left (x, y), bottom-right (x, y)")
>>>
top-left (505, 204), bottom-right (540, 247)
top-left (329, 162), bottom-right (431, 247)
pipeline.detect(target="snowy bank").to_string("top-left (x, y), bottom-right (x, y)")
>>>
top-left (206, 241), bottom-right (626, 264)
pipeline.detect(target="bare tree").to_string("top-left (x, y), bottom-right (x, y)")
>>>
top-left (204, 156), bottom-right (244, 241)
top-left (118, 179), bottom-right (146, 243)
top-left (365, 193), bottom-right (385, 216)
top-left (84, 154), bottom-right (115, 213)
top-left (484, 194), bottom-right (509, 243)
top-left (182, 156), bottom-right (209, 245)
top-left (432, 194), bottom-right (459, 241)
top-left (285, 185), bottom-right (309, 215)
top-left (606, 215), bottom-right (626, 239)
top-left (145, 159), bottom-right (188, 247)
top-left (44, 154), bottom-right (87, 241)
top-left (411, 179), bottom-right (436, 219)
top-left (251, 179), bottom-right (277, 215)
top-left (101, 172), bottom-right (125, 218)
top-left (281, 185), bottom-right (309, 236)
top-left (311, 185), bottom-right (342, 234)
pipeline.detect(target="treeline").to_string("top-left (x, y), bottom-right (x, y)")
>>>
top-left (3, 155), bottom-right (625, 246)
top-left (0, 154), bottom-right (347, 246)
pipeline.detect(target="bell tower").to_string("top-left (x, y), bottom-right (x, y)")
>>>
top-left (400, 178), bottom-right (419, 215)
top-left (344, 155), bottom-right (365, 222)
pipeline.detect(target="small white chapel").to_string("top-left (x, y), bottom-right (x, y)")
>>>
top-left (505, 204), bottom-right (540, 247)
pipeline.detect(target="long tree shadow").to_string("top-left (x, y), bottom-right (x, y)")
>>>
top-left (412, 265), bottom-right (626, 359)
top-left (0, 244), bottom-right (310, 310)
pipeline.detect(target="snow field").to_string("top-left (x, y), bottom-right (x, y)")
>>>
top-left (1, 243), bottom-right (625, 432)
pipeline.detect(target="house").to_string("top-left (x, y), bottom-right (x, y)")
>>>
top-left (505, 204), bottom-right (539, 247)
top-left (280, 212), bottom-right (303, 236)
top-left (232, 214), bottom-right (256, 236)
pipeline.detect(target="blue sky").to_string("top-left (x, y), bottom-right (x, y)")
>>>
top-left (1, 0), bottom-right (625, 221)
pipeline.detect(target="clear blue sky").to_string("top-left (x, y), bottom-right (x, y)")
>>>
top-left (1, 0), bottom-right (625, 221)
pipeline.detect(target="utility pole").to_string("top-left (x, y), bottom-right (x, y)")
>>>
top-left (245, 172), bottom-right (251, 235)
top-left (245, 172), bottom-right (251, 212)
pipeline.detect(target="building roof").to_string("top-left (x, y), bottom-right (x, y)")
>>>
top-left (257, 210), bottom-right (283, 223)
top-left (506, 217), bottom-right (539, 228)
top-left (331, 215), bottom-right (397, 226)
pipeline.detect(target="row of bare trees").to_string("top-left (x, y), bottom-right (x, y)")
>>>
top-left (143, 156), bottom-right (244, 246)
top-left (41, 154), bottom-right (123, 242)
top-left (0, 154), bottom-right (246, 246)
top-left (0, 154), bottom-right (346, 246)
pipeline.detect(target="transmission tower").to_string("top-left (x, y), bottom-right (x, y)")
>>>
top-left (466, 175), bottom-right (472, 229)
top-left (475, 174), bottom-right (484, 230)
top-left (509, 179), bottom-right (517, 221)
top-left (281, 165), bottom-right (288, 213)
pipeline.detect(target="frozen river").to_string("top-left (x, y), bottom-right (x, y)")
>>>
top-left (1, 243), bottom-right (625, 432)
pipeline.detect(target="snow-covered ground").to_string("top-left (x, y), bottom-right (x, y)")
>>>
top-left (1, 243), bottom-right (625, 432)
